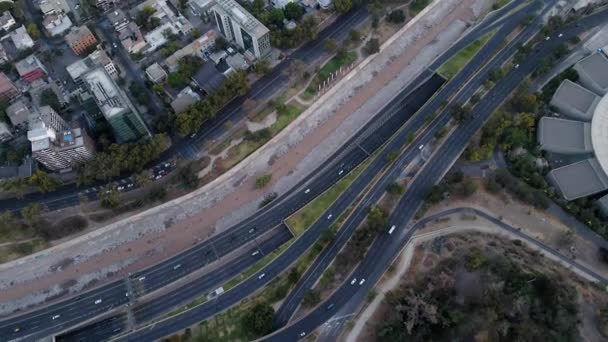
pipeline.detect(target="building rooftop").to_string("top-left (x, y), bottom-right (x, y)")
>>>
top-left (108, 9), bottom-right (129, 27)
top-left (550, 79), bottom-right (599, 121)
top-left (9, 25), bottom-right (34, 50)
top-left (65, 25), bottom-right (94, 45)
top-left (574, 52), bottom-right (608, 95)
top-left (42, 12), bottom-right (72, 36)
top-left (0, 156), bottom-right (34, 180)
top-left (145, 62), bottom-right (167, 81)
top-left (171, 86), bottom-right (200, 113)
top-left (82, 67), bottom-right (132, 119)
top-left (144, 22), bottom-right (177, 52)
top-left (0, 11), bottom-right (15, 28)
top-left (548, 158), bottom-right (608, 200)
top-left (214, 0), bottom-right (269, 38)
top-left (5, 100), bottom-right (30, 127)
top-left (66, 49), bottom-right (112, 80)
top-left (0, 71), bottom-right (14, 92)
top-left (164, 30), bottom-right (216, 71)
top-left (538, 116), bottom-right (593, 154)
top-left (15, 54), bottom-right (45, 77)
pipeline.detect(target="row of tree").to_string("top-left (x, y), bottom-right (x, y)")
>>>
top-left (0, 170), bottom-right (60, 197)
top-left (76, 134), bottom-right (170, 183)
top-left (175, 71), bottom-right (250, 136)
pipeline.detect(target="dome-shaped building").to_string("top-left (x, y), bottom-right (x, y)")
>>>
top-left (540, 52), bottom-right (608, 203)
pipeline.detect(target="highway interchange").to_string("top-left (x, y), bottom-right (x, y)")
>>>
top-left (265, 5), bottom-right (608, 341)
top-left (0, 0), bottom-right (589, 340)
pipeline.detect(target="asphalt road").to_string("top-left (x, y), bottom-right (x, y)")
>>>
top-left (0, 1), bottom-right (533, 340)
top-left (55, 224), bottom-right (294, 342)
top-left (272, 0), bottom-right (540, 327)
top-left (99, 2), bottom-right (551, 340)
top-left (264, 7), bottom-right (608, 341)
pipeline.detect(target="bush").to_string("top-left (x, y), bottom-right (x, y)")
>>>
top-left (364, 38), bottom-right (380, 55)
top-left (259, 192), bottom-right (278, 208)
top-left (255, 174), bottom-right (272, 189)
top-left (387, 10), bottom-right (405, 24)
top-left (302, 289), bottom-right (320, 306)
top-left (36, 215), bottom-right (88, 240)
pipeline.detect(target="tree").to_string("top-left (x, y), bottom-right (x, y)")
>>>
top-left (255, 174), bottom-right (272, 188)
top-left (240, 302), bottom-right (275, 337)
top-left (450, 103), bottom-right (472, 122)
top-left (364, 38), bottom-right (380, 55)
top-left (268, 8), bottom-right (285, 27)
top-left (0, 211), bottom-right (15, 235)
top-left (287, 268), bottom-right (300, 284)
top-left (553, 43), bottom-right (569, 59)
top-left (387, 9), bottom-right (406, 24)
top-left (129, 82), bottom-right (148, 105)
top-left (460, 178), bottom-right (478, 197)
top-left (323, 38), bottom-right (338, 53)
top-left (40, 89), bottom-right (61, 112)
top-left (135, 170), bottom-right (153, 187)
top-left (386, 182), bottom-right (405, 195)
top-left (302, 289), bottom-right (321, 306)
top-left (191, 27), bottom-right (202, 39)
top-left (177, 162), bottom-right (200, 189)
top-left (367, 206), bottom-right (387, 233)
top-left (99, 186), bottom-right (121, 209)
top-left (21, 203), bottom-right (42, 228)
top-left (488, 68), bottom-right (505, 82)
top-left (215, 36), bottom-right (228, 51)
top-left (253, 59), bottom-right (271, 75)
top-left (334, 0), bottom-right (353, 13)
top-left (386, 151), bottom-right (399, 163)
top-left (349, 29), bottom-right (361, 43)
top-left (284, 2), bottom-right (304, 20)
top-left (26, 23), bottom-right (40, 40)
top-left (29, 170), bottom-right (59, 193)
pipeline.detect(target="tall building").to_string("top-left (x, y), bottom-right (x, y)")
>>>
top-left (67, 47), bottom-right (118, 91)
top-left (65, 25), bottom-right (98, 55)
top-left (27, 106), bottom-right (94, 171)
top-left (210, 0), bottom-right (271, 59)
top-left (82, 67), bottom-right (150, 143)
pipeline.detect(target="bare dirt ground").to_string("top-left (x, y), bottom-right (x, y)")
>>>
top-left (349, 231), bottom-right (608, 342)
top-left (0, 0), bottom-right (480, 315)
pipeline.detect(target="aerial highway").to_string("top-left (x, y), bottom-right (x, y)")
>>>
top-left (0, 0), bottom-right (527, 214)
top-left (0, 1), bottom-right (534, 341)
top-left (272, 0), bottom-right (542, 326)
top-left (264, 7), bottom-right (608, 341)
top-left (76, 3), bottom-right (559, 341)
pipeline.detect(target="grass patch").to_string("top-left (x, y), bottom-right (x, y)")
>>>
top-left (409, 0), bottom-right (431, 16)
top-left (492, 0), bottom-right (511, 10)
top-left (220, 103), bottom-right (304, 170)
top-left (437, 31), bottom-right (495, 79)
top-left (0, 239), bottom-right (48, 263)
top-left (286, 157), bottom-right (372, 236)
top-left (223, 240), bottom-right (294, 290)
top-left (305, 51), bottom-right (358, 96)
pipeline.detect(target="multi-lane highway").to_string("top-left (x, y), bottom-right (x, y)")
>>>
top-left (264, 6), bottom-right (608, 341)
top-left (0, 1), bottom-right (536, 340)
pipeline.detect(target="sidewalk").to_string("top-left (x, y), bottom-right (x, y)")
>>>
top-left (0, 0), bottom-right (480, 315)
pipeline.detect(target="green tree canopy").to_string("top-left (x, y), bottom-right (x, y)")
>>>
top-left (240, 302), bottom-right (275, 338)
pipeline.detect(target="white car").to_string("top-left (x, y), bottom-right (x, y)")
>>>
top-left (327, 214), bottom-right (333, 220)
top-left (127, 183), bottom-right (134, 188)
top-left (258, 273), bottom-right (266, 280)
top-left (113, 42), bottom-right (118, 48)
top-left (164, 162), bottom-right (171, 167)
top-left (173, 264), bottom-right (181, 270)
top-left (514, 64), bottom-right (520, 69)
top-left (418, 144), bottom-right (424, 150)
top-left (251, 250), bottom-right (260, 256)
top-left (304, 188), bottom-right (311, 194)
top-left (558, 33), bottom-right (563, 38)
top-left (190, 133), bottom-right (197, 138)
top-left (155, 175), bottom-right (162, 180)
top-left (300, 332), bottom-right (306, 337)
top-left (350, 278), bottom-right (357, 285)
top-left (52, 315), bottom-right (60, 320)
top-left (338, 170), bottom-right (344, 176)
top-left (249, 228), bottom-right (256, 234)
top-left (359, 279), bottom-right (366, 285)
top-left (545, 36), bottom-right (550, 40)
top-left (125, 292), bottom-right (129, 297)
top-left (94, 299), bottom-right (102, 304)
top-left (117, 186), bottom-right (125, 191)
top-left (138, 276), bottom-right (146, 282)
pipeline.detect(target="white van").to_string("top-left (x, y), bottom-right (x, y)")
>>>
top-left (388, 225), bottom-right (396, 234)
